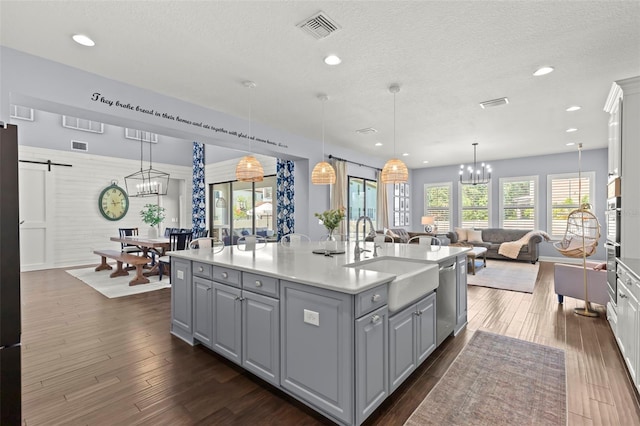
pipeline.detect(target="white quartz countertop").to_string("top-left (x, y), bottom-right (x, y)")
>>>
top-left (170, 241), bottom-right (470, 294)
top-left (618, 257), bottom-right (640, 281)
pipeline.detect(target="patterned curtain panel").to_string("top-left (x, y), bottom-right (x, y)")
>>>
top-left (192, 142), bottom-right (206, 236)
top-left (276, 159), bottom-right (294, 239)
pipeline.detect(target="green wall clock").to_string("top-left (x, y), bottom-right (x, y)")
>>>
top-left (98, 183), bottom-right (129, 221)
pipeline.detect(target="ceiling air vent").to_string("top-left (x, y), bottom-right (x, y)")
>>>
top-left (356, 127), bottom-right (378, 135)
top-left (71, 140), bottom-right (88, 152)
top-left (297, 11), bottom-right (341, 40)
top-left (479, 97), bottom-right (509, 109)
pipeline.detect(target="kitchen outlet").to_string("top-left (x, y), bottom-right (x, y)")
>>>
top-left (177, 270), bottom-right (184, 280)
top-left (303, 309), bottom-right (320, 326)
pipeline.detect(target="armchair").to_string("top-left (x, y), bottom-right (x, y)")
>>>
top-left (554, 262), bottom-right (608, 305)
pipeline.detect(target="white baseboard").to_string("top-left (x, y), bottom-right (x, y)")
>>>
top-left (539, 255), bottom-right (606, 264)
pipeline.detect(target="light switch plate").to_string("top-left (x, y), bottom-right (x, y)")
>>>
top-left (177, 270), bottom-right (184, 280)
top-left (303, 309), bottom-right (320, 326)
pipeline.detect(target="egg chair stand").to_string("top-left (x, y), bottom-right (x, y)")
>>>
top-left (552, 143), bottom-right (601, 317)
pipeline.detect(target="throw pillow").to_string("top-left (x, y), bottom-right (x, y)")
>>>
top-left (467, 230), bottom-right (484, 243)
top-left (455, 227), bottom-right (468, 241)
top-left (593, 262), bottom-right (607, 271)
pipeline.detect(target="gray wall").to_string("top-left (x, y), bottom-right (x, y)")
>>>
top-left (410, 148), bottom-right (608, 260)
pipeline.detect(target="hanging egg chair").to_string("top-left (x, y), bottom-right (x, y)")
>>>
top-left (553, 202), bottom-right (600, 258)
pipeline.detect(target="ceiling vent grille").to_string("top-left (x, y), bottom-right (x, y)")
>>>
top-left (356, 127), bottom-right (378, 135)
top-left (297, 11), bottom-right (341, 39)
top-left (71, 140), bottom-right (88, 152)
top-left (479, 97), bottom-right (509, 109)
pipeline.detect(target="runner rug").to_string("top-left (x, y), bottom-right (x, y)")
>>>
top-left (404, 331), bottom-right (566, 426)
top-left (66, 266), bottom-right (170, 298)
top-left (467, 259), bottom-right (540, 293)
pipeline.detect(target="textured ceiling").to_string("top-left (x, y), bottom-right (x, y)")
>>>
top-left (1, 1), bottom-right (639, 168)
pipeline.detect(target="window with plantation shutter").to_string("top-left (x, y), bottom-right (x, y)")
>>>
top-left (62, 115), bottom-right (104, 133)
top-left (459, 183), bottom-right (490, 229)
top-left (424, 182), bottom-right (451, 232)
top-left (547, 172), bottom-right (595, 238)
top-left (499, 176), bottom-right (538, 230)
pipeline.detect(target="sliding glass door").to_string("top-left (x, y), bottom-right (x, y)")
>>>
top-left (348, 177), bottom-right (377, 240)
top-left (209, 176), bottom-right (276, 245)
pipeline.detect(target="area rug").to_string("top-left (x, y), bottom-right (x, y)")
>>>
top-left (404, 331), bottom-right (566, 426)
top-left (467, 259), bottom-right (539, 293)
top-left (66, 266), bottom-right (170, 298)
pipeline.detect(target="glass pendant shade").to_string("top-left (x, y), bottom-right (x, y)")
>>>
top-left (311, 160), bottom-right (336, 184)
top-left (236, 155), bottom-right (264, 182)
top-left (381, 158), bottom-right (409, 183)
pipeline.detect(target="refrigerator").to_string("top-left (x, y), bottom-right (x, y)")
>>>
top-left (0, 123), bottom-right (21, 424)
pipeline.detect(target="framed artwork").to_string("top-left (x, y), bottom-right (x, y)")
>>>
top-left (393, 181), bottom-right (411, 226)
top-left (394, 184), bottom-right (400, 196)
top-left (394, 197), bottom-right (399, 210)
top-left (400, 184), bottom-right (405, 196)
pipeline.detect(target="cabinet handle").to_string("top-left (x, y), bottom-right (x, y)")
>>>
top-left (235, 296), bottom-right (245, 302)
top-left (371, 294), bottom-right (381, 302)
top-left (255, 280), bottom-right (262, 287)
top-left (222, 272), bottom-right (228, 279)
top-left (371, 314), bottom-right (380, 323)
top-left (198, 266), bottom-right (204, 272)
top-left (627, 279), bottom-right (632, 286)
top-left (619, 292), bottom-right (627, 299)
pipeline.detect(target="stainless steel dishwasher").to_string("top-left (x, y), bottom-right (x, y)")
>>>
top-left (436, 260), bottom-right (457, 346)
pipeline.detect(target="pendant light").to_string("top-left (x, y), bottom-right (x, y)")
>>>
top-left (459, 142), bottom-right (492, 185)
top-left (311, 94), bottom-right (336, 185)
top-left (236, 80), bottom-right (264, 182)
top-left (124, 131), bottom-right (170, 197)
top-left (381, 84), bottom-right (408, 184)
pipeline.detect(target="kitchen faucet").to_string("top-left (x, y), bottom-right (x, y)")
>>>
top-left (354, 215), bottom-right (375, 261)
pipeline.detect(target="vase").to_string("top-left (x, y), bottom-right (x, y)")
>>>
top-left (147, 226), bottom-right (158, 239)
top-left (325, 229), bottom-right (337, 251)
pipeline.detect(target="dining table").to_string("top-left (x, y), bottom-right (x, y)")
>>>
top-left (110, 235), bottom-right (170, 276)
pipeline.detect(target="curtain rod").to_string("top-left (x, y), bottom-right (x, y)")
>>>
top-left (328, 154), bottom-right (382, 172)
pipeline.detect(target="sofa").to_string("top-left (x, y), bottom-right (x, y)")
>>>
top-left (448, 228), bottom-right (544, 264)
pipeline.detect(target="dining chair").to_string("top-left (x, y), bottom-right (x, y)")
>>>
top-left (407, 235), bottom-right (442, 250)
top-left (159, 231), bottom-right (193, 281)
top-left (280, 233), bottom-right (311, 248)
top-left (164, 227), bottom-right (179, 237)
top-left (236, 235), bottom-right (267, 251)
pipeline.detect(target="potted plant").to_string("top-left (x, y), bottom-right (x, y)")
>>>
top-left (140, 203), bottom-right (166, 238)
top-left (314, 207), bottom-right (346, 241)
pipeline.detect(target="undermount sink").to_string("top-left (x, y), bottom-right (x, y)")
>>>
top-left (346, 257), bottom-right (439, 313)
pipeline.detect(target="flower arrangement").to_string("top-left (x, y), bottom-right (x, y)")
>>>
top-left (140, 203), bottom-right (166, 227)
top-left (314, 207), bottom-right (346, 233)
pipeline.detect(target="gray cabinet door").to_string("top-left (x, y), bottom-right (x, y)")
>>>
top-left (388, 304), bottom-right (416, 392)
top-left (242, 291), bottom-right (280, 386)
top-left (171, 258), bottom-right (193, 343)
top-left (193, 277), bottom-right (213, 347)
top-left (416, 293), bottom-right (436, 365)
top-left (212, 281), bottom-right (242, 364)
top-left (280, 281), bottom-right (353, 425)
top-left (455, 255), bottom-right (468, 332)
top-left (355, 306), bottom-right (388, 426)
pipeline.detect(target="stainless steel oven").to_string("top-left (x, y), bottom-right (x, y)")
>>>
top-left (606, 197), bottom-right (621, 243)
top-left (605, 195), bottom-right (621, 307)
top-left (605, 242), bottom-right (620, 306)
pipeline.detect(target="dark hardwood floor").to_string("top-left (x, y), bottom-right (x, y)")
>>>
top-left (20, 262), bottom-right (640, 425)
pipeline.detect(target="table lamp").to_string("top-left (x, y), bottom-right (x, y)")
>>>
top-left (421, 216), bottom-right (437, 233)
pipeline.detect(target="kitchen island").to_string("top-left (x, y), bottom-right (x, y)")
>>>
top-left (169, 241), bottom-right (470, 426)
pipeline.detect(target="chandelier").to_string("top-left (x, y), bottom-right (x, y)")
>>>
top-left (311, 94), bottom-right (336, 184)
top-left (459, 142), bottom-right (491, 185)
top-left (124, 132), bottom-right (170, 197)
top-left (381, 84), bottom-right (408, 184)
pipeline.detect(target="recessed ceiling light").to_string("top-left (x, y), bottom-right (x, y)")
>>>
top-left (533, 66), bottom-right (554, 76)
top-left (566, 128), bottom-right (578, 133)
top-left (566, 142), bottom-right (576, 146)
top-left (324, 55), bottom-right (341, 65)
top-left (72, 34), bottom-right (95, 47)
top-left (402, 153), bottom-right (409, 157)
top-left (422, 160), bottom-right (429, 164)
top-left (566, 105), bottom-right (581, 112)
top-left (374, 142), bottom-right (383, 146)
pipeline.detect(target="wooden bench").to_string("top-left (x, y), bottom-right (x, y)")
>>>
top-left (466, 246), bottom-right (488, 275)
top-left (94, 250), bottom-right (150, 286)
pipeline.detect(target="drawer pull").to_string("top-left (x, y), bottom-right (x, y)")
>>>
top-left (198, 266), bottom-right (204, 273)
top-left (222, 272), bottom-right (228, 279)
top-left (619, 292), bottom-right (627, 299)
top-left (255, 280), bottom-right (263, 287)
top-left (371, 294), bottom-right (382, 303)
top-left (371, 314), bottom-right (380, 323)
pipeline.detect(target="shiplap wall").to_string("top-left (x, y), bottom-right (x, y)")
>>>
top-left (19, 146), bottom-right (192, 270)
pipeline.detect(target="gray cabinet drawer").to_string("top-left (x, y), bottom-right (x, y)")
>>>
top-left (355, 284), bottom-right (388, 317)
top-left (212, 266), bottom-right (241, 287)
top-left (193, 261), bottom-right (213, 280)
top-left (243, 272), bottom-right (279, 298)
